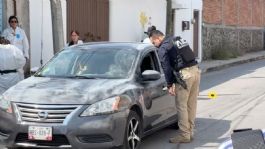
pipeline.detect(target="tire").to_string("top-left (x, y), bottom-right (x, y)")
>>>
top-left (122, 111), bottom-right (142, 149)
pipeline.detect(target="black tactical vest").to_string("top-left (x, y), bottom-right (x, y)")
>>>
top-left (172, 36), bottom-right (196, 70)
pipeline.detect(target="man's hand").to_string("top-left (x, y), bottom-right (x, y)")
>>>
top-left (168, 84), bottom-right (176, 96)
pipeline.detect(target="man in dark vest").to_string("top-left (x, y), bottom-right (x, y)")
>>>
top-left (150, 30), bottom-right (201, 143)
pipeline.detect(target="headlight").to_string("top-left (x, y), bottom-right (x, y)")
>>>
top-left (0, 95), bottom-right (12, 113)
top-left (80, 96), bottom-right (130, 116)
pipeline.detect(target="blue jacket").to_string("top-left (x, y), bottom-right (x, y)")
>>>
top-left (157, 36), bottom-right (197, 87)
top-left (157, 36), bottom-right (177, 87)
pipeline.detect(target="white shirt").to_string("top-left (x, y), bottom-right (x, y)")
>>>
top-left (2, 27), bottom-right (30, 59)
top-left (0, 44), bottom-right (26, 94)
top-left (67, 40), bottom-right (83, 47)
top-left (143, 38), bottom-right (152, 44)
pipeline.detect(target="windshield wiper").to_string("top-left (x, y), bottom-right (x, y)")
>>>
top-left (34, 74), bottom-right (45, 77)
top-left (68, 75), bottom-right (98, 79)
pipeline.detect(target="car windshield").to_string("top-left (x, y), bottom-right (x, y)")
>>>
top-left (36, 46), bottom-right (139, 79)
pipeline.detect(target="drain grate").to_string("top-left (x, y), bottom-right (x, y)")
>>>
top-left (232, 129), bottom-right (265, 149)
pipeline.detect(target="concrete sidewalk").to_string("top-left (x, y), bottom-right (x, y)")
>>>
top-left (199, 50), bottom-right (265, 73)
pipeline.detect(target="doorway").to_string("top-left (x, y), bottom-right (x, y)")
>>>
top-left (67, 0), bottom-right (109, 42)
top-left (193, 10), bottom-right (199, 58)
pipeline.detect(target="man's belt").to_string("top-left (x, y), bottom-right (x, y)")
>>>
top-left (181, 64), bottom-right (198, 71)
top-left (0, 70), bottom-right (17, 75)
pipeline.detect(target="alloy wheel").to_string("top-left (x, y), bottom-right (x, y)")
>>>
top-left (127, 118), bottom-right (140, 149)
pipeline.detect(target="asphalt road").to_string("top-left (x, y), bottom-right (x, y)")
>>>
top-left (2, 59), bottom-right (265, 149)
top-left (141, 59), bottom-right (265, 149)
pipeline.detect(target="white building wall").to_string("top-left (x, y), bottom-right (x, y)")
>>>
top-left (174, 8), bottom-right (192, 44)
top-left (109, 0), bottom-right (167, 42)
top-left (61, 0), bottom-right (67, 44)
top-left (173, 0), bottom-right (202, 62)
top-left (29, 0), bottom-right (201, 67)
top-left (29, 0), bottom-right (67, 68)
top-left (30, 0), bottom-right (166, 67)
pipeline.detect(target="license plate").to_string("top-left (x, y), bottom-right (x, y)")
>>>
top-left (28, 126), bottom-right (52, 141)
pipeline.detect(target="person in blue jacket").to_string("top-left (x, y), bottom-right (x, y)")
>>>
top-left (150, 30), bottom-right (201, 143)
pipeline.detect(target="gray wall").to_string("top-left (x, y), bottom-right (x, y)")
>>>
top-left (16, 0), bottom-right (30, 42)
top-left (202, 24), bottom-right (264, 60)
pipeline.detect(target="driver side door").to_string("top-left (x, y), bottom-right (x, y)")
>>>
top-left (138, 49), bottom-right (177, 132)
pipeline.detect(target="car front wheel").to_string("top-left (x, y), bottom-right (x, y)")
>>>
top-left (123, 111), bottom-right (142, 149)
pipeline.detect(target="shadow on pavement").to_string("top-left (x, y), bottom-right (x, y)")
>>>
top-left (141, 118), bottom-right (231, 149)
top-left (200, 59), bottom-right (265, 91)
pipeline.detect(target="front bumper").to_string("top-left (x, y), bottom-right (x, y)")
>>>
top-left (0, 108), bottom-right (129, 149)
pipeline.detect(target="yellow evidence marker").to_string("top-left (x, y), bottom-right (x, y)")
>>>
top-left (208, 91), bottom-right (218, 99)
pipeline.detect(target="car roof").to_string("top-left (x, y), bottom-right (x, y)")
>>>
top-left (64, 42), bottom-right (155, 51)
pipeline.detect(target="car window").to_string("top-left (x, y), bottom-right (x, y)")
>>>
top-left (37, 47), bottom-right (138, 79)
top-left (140, 50), bottom-right (161, 73)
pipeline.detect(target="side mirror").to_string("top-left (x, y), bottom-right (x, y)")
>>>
top-left (142, 70), bottom-right (161, 81)
top-left (30, 67), bottom-right (40, 75)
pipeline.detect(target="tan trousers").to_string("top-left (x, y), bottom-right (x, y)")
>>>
top-left (175, 65), bottom-right (201, 138)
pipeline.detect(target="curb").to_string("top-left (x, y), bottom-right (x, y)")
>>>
top-left (200, 55), bottom-right (265, 74)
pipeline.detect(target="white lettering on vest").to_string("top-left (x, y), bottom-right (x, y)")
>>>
top-left (175, 38), bottom-right (189, 49)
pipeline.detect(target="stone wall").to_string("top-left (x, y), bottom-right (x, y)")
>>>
top-left (203, 0), bottom-right (265, 60)
top-left (203, 25), bottom-right (264, 60)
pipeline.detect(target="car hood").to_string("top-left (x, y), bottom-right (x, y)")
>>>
top-left (4, 77), bottom-right (133, 105)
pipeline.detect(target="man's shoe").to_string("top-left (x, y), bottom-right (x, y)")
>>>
top-left (169, 135), bottom-right (191, 143)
